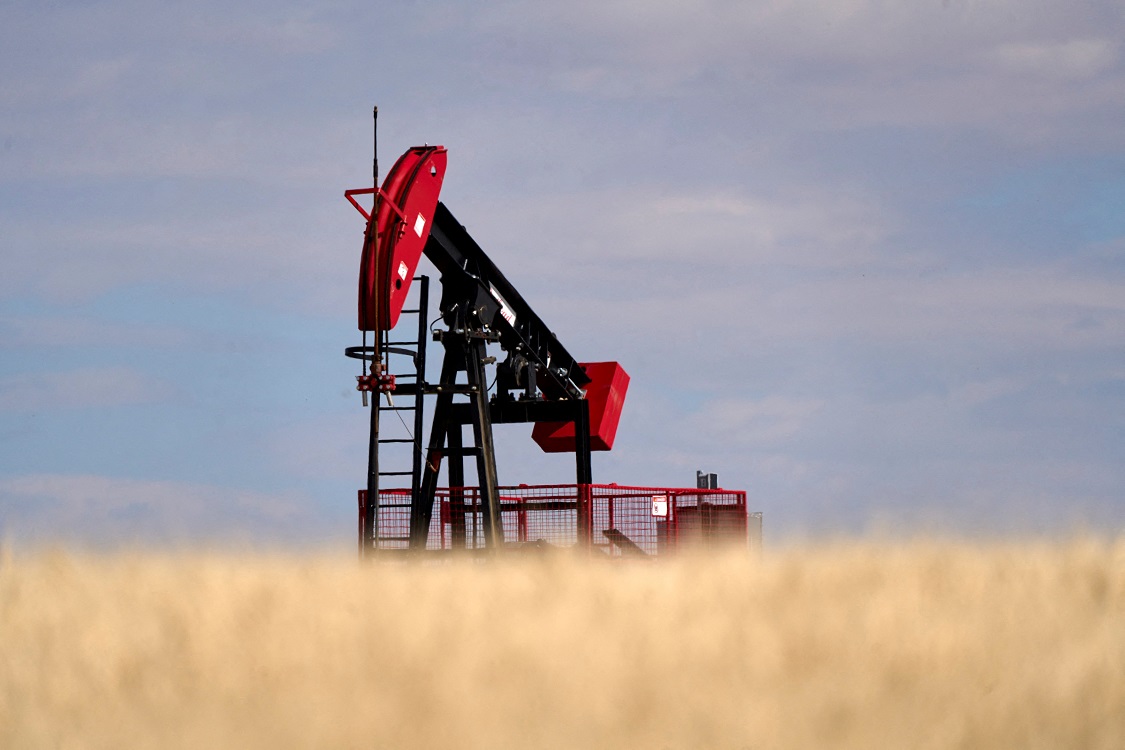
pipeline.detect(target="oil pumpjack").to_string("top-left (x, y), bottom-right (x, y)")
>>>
top-left (345, 109), bottom-right (751, 557)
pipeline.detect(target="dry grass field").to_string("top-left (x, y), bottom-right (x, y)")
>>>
top-left (2, 539), bottom-right (1123, 749)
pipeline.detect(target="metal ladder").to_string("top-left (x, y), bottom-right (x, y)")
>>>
top-left (368, 276), bottom-right (430, 551)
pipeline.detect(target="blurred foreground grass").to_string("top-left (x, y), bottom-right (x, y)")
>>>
top-left (1, 539), bottom-right (1123, 749)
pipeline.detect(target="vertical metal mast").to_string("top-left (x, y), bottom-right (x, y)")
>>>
top-left (364, 105), bottom-right (380, 556)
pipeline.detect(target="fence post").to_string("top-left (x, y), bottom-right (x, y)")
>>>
top-left (577, 484), bottom-right (593, 551)
top-left (518, 497), bottom-right (528, 544)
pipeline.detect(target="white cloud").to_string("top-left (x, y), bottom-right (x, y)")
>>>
top-left (268, 414), bottom-right (368, 481)
top-left (993, 37), bottom-right (1119, 80)
top-left (192, 12), bottom-right (339, 55)
top-left (0, 315), bottom-right (194, 350)
top-left (470, 0), bottom-right (1125, 143)
top-left (0, 473), bottom-right (325, 546)
top-left (0, 195), bottom-right (360, 306)
top-left (462, 184), bottom-right (892, 276)
top-left (0, 366), bottom-right (176, 412)
top-left (947, 377), bottom-right (1024, 407)
top-left (530, 263), bottom-right (1125, 359)
top-left (686, 395), bottom-right (824, 446)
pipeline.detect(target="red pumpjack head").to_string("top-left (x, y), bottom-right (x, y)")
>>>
top-left (347, 145), bottom-right (447, 332)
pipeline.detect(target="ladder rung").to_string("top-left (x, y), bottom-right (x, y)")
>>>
top-left (399, 308), bottom-right (421, 314)
top-left (386, 341), bottom-right (418, 347)
top-left (378, 438), bottom-right (416, 444)
top-left (443, 447), bottom-right (482, 456)
top-left (376, 536), bottom-right (410, 542)
top-left (378, 471), bottom-right (414, 477)
top-left (423, 384), bottom-right (478, 395)
top-left (379, 406), bottom-right (417, 411)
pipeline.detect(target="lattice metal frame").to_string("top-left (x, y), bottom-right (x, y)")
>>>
top-left (358, 484), bottom-right (751, 557)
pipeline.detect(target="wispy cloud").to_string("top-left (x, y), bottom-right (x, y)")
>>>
top-left (469, 0), bottom-right (1125, 144)
top-left (0, 366), bottom-right (176, 412)
top-left (686, 396), bottom-right (824, 446)
top-left (0, 473), bottom-right (326, 546)
top-left (267, 414), bottom-right (367, 481)
top-left (458, 184), bottom-right (892, 283)
top-left (993, 37), bottom-right (1119, 80)
top-left (0, 315), bottom-right (194, 350)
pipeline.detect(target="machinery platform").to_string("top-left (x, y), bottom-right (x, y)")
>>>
top-left (358, 484), bottom-right (756, 557)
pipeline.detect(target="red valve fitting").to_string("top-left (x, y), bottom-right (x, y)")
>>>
top-left (356, 369), bottom-right (396, 393)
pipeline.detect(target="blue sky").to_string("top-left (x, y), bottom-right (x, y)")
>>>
top-left (2, 0), bottom-right (1123, 546)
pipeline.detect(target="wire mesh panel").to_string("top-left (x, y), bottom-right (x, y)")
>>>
top-left (591, 486), bottom-right (748, 557)
top-left (359, 484), bottom-right (751, 556)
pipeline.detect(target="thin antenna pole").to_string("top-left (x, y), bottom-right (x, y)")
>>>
top-left (365, 104), bottom-right (382, 556)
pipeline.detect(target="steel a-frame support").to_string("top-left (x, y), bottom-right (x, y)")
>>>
top-left (412, 334), bottom-right (502, 551)
top-left (409, 355), bottom-right (594, 552)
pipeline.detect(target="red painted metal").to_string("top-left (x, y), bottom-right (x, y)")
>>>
top-left (351, 145), bottom-right (447, 331)
top-left (344, 187), bottom-right (407, 223)
top-left (355, 373), bottom-right (395, 393)
top-left (532, 361), bottom-right (630, 452)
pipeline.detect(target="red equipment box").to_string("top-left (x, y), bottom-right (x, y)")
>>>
top-left (532, 361), bottom-right (629, 452)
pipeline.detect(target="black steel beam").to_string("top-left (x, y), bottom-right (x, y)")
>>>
top-left (409, 277), bottom-right (429, 512)
top-left (447, 423), bottom-right (466, 549)
top-left (465, 337), bottom-right (502, 550)
top-left (447, 399), bottom-right (587, 425)
top-left (575, 397), bottom-right (592, 485)
top-left (425, 202), bottom-right (591, 399)
top-left (412, 347), bottom-right (459, 549)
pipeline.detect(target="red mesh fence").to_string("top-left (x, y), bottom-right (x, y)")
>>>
top-left (359, 484), bottom-right (749, 557)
